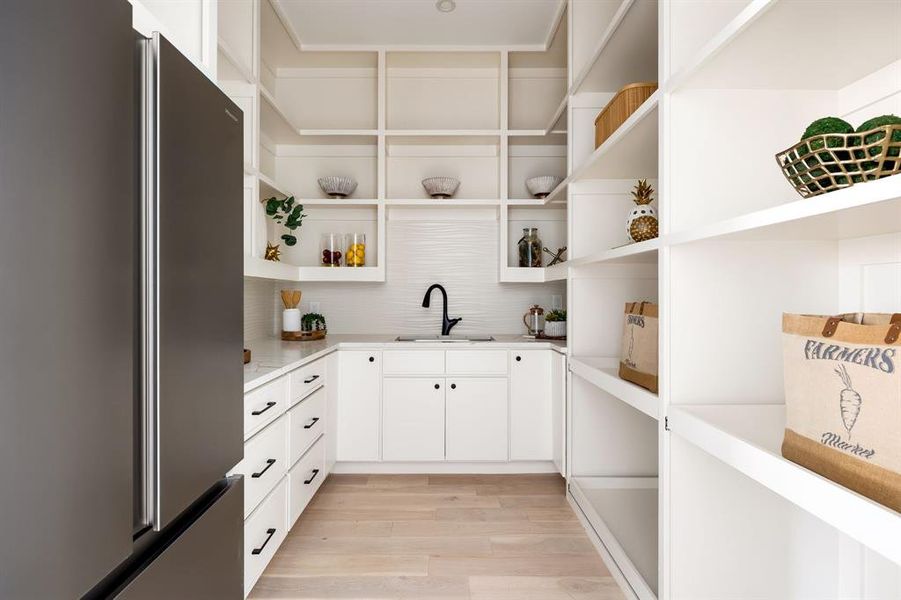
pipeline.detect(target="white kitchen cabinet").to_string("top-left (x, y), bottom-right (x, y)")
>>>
top-left (445, 378), bottom-right (508, 461)
top-left (551, 352), bottom-right (566, 476)
top-left (509, 350), bottom-right (553, 461)
top-left (382, 378), bottom-right (446, 461)
top-left (336, 350), bottom-right (381, 461)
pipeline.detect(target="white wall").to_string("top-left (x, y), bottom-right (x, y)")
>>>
top-left (244, 213), bottom-right (565, 340)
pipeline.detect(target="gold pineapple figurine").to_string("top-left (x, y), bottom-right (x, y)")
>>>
top-left (627, 179), bottom-right (658, 243)
top-left (264, 242), bottom-right (282, 262)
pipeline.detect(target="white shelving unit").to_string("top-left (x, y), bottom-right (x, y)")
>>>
top-left (215, 0), bottom-right (571, 284)
top-left (206, 0), bottom-right (901, 598)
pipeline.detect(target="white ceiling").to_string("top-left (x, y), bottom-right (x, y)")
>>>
top-left (273, 0), bottom-right (565, 48)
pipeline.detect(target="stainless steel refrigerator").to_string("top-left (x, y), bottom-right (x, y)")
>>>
top-left (0, 2), bottom-right (244, 598)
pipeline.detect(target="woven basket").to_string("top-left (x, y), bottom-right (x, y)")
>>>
top-left (775, 124), bottom-right (901, 198)
top-left (594, 82), bottom-right (657, 148)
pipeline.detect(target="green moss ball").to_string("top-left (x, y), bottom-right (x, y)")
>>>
top-left (802, 117), bottom-right (854, 141)
top-left (856, 114), bottom-right (901, 149)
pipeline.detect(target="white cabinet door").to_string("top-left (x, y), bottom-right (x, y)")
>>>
top-left (551, 353), bottom-right (566, 475)
top-left (336, 350), bottom-right (381, 461)
top-left (382, 378), bottom-right (446, 461)
top-left (446, 378), bottom-right (508, 461)
top-left (510, 350), bottom-right (553, 461)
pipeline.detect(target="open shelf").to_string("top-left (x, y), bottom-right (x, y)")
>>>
top-left (669, 404), bottom-right (901, 565)
top-left (386, 198), bottom-right (500, 207)
top-left (499, 264), bottom-right (568, 283)
top-left (667, 175), bottom-right (901, 245)
top-left (569, 476), bottom-right (659, 600)
top-left (570, 357), bottom-right (658, 420)
top-left (258, 171), bottom-right (291, 200)
top-left (573, 92), bottom-right (658, 181)
top-left (217, 37), bottom-right (255, 83)
top-left (298, 266), bottom-right (384, 282)
top-left (299, 198), bottom-right (379, 208)
top-left (667, 0), bottom-right (901, 91)
top-left (259, 84), bottom-right (301, 144)
top-left (244, 256), bottom-right (299, 281)
top-left (571, 0), bottom-right (659, 95)
top-left (569, 238), bottom-right (660, 268)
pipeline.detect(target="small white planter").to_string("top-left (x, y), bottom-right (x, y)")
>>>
top-left (545, 321), bottom-right (566, 338)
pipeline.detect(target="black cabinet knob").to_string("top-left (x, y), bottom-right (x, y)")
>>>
top-left (434, 383), bottom-right (440, 389)
top-left (515, 355), bottom-right (522, 362)
top-left (451, 383), bottom-right (457, 390)
top-left (369, 356), bottom-right (375, 363)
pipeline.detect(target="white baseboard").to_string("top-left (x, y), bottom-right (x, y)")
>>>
top-left (331, 460), bottom-right (560, 474)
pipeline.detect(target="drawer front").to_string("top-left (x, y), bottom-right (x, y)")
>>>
top-left (234, 416), bottom-right (288, 518)
top-left (288, 386), bottom-right (326, 467)
top-left (288, 436), bottom-right (327, 527)
top-left (244, 478), bottom-right (288, 595)
top-left (244, 376), bottom-right (288, 439)
top-left (446, 350), bottom-right (508, 375)
top-left (288, 357), bottom-right (326, 407)
top-left (383, 350), bottom-right (445, 375)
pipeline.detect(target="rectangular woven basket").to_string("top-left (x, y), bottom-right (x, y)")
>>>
top-left (775, 124), bottom-right (901, 198)
top-left (594, 82), bottom-right (657, 149)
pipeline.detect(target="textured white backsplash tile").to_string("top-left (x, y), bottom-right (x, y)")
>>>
top-left (244, 277), bottom-right (276, 341)
top-left (245, 219), bottom-right (564, 339)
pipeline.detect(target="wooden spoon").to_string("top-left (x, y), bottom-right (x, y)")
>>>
top-left (292, 290), bottom-right (301, 308)
top-left (280, 290), bottom-right (291, 309)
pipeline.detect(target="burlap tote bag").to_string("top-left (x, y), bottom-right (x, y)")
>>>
top-left (619, 302), bottom-right (658, 393)
top-left (782, 313), bottom-right (901, 512)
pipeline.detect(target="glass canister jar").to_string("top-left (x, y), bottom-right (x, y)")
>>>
top-left (518, 227), bottom-right (542, 268)
top-left (320, 233), bottom-right (344, 267)
top-left (345, 233), bottom-right (366, 267)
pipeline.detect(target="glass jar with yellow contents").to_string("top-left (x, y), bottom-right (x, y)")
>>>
top-left (345, 233), bottom-right (366, 267)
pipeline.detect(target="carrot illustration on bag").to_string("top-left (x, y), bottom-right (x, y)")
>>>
top-left (834, 363), bottom-right (862, 436)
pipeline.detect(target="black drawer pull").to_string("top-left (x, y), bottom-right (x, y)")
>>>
top-left (304, 469), bottom-right (320, 485)
top-left (303, 417), bottom-right (320, 429)
top-left (515, 355), bottom-right (521, 361)
top-left (251, 528), bottom-right (276, 555)
top-left (434, 383), bottom-right (440, 389)
top-left (251, 458), bottom-right (276, 478)
top-left (451, 383), bottom-right (457, 390)
top-left (303, 374), bottom-right (320, 384)
top-left (369, 356), bottom-right (375, 362)
top-left (251, 401), bottom-right (276, 416)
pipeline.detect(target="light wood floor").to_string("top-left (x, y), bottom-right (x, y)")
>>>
top-left (250, 474), bottom-right (624, 600)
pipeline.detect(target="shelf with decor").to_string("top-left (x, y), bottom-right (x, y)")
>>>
top-left (570, 356), bottom-right (658, 420)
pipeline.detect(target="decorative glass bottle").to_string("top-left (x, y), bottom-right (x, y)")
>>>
top-left (518, 227), bottom-right (542, 268)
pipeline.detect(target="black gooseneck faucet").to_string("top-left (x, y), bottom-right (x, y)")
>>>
top-left (422, 284), bottom-right (462, 336)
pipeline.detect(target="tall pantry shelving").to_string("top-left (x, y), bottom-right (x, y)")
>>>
top-left (216, 0), bottom-right (571, 284)
top-left (136, 0), bottom-right (901, 598)
top-left (557, 0), bottom-right (901, 599)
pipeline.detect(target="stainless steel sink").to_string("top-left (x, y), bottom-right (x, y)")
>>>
top-left (395, 334), bottom-right (495, 342)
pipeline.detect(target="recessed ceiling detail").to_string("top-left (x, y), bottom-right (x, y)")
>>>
top-left (273, 0), bottom-right (565, 48)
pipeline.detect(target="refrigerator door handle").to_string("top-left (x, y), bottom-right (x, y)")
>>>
top-left (139, 34), bottom-right (161, 532)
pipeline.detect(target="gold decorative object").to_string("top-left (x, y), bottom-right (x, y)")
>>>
top-left (776, 124), bottom-right (901, 198)
top-left (264, 242), bottom-right (281, 262)
top-left (627, 179), bottom-right (658, 243)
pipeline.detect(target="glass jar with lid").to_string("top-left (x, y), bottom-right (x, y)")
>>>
top-left (518, 227), bottom-right (542, 268)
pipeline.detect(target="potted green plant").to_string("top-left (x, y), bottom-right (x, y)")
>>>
top-left (544, 309), bottom-right (566, 338)
top-left (264, 196), bottom-right (306, 246)
top-left (301, 313), bottom-right (326, 333)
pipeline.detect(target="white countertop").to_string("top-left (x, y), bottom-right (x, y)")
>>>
top-left (243, 334), bottom-right (567, 393)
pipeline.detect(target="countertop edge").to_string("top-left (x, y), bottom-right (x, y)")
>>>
top-left (243, 337), bottom-right (568, 393)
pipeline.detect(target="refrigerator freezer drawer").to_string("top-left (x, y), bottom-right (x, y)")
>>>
top-left (288, 357), bottom-right (327, 407)
top-left (118, 477), bottom-right (243, 599)
top-left (233, 415), bottom-right (289, 518)
top-left (245, 375), bottom-right (289, 439)
top-left (288, 387), bottom-right (326, 466)
top-left (288, 435), bottom-right (327, 528)
top-left (244, 477), bottom-right (288, 595)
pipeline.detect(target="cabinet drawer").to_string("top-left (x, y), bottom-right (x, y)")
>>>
top-left (233, 416), bottom-right (288, 518)
top-left (288, 436), bottom-right (327, 527)
top-left (288, 386), bottom-right (325, 467)
top-left (446, 350), bottom-right (508, 375)
top-left (383, 350), bottom-right (445, 375)
top-left (244, 376), bottom-right (288, 439)
top-left (244, 478), bottom-right (288, 595)
top-left (288, 357), bottom-right (326, 407)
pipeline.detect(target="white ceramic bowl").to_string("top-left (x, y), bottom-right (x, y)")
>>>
top-left (526, 176), bottom-right (563, 199)
top-left (422, 177), bottom-right (460, 199)
top-left (318, 176), bottom-right (358, 198)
